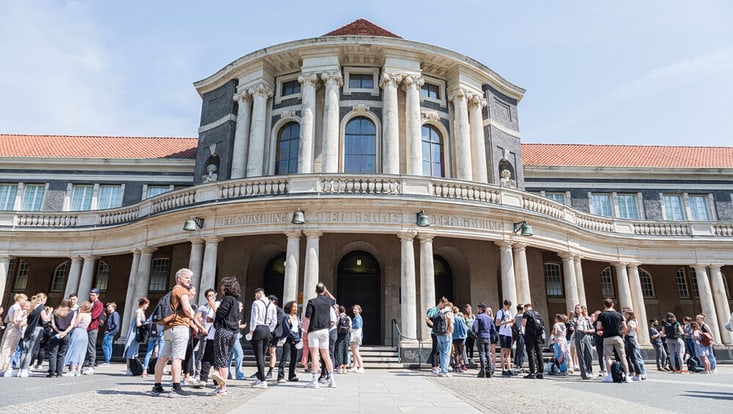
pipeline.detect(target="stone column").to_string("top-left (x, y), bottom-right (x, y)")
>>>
top-left (468, 94), bottom-right (488, 182)
top-left (246, 82), bottom-right (273, 177)
top-left (399, 231), bottom-right (418, 344)
top-left (402, 75), bottom-right (424, 175)
top-left (418, 233), bottom-right (436, 342)
top-left (188, 238), bottom-right (205, 304)
top-left (513, 243), bottom-right (530, 306)
top-left (613, 262), bottom-right (633, 310)
top-left (77, 256), bottom-right (97, 301)
top-left (574, 256), bottom-right (587, 307)
top-left (380, 73), bottom-right (401, 175)
top-left (0, 256), bottom-right (11, 308)
top-left (64, 256), bottom-right (83, 298)
top-left (559, 253), bottom-right (579, 311)
top-left (199, 237), bottom-right (221, 297)
top-left (450, 88), bottom-right (472, 180)
top-left (627, 263), bottom-right (650, 344)
top-left (132, 247), bottom-right (156, 304)
top-left (230, 91), bottom-right (252, 179)
top-left (691, 264), bottom-right (722, 343)
top-left (495, 241), bottom-right (517, 303)
top-left (301, 230), bottom-right (322, 310)
top-left (120, 250), bottom-right (141, 340)
top-left (283, 231), bottom-right (302, 305)
top-left (297, 73), bottom-right (319, 174)
top-left (709, 264), bottom-right (732, 344)
top-left (320, 72), bottom-right (342, 173)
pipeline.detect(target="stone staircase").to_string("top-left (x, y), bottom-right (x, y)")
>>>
top-left (359, 345), bottom-right (402, 369)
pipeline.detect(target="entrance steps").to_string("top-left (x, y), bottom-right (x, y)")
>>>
top-left (360, 345), bottom-right (401, 369)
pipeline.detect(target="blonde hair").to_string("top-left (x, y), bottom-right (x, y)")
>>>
top-left (79, 301), bottom-right (92, 313)
top-left (14, 293), bottom-right (28, 302)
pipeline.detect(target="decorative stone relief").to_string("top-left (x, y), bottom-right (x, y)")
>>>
top-left (320, 71), bottom-right (344, 87)
top-left (423, 111), bottom-right (440, 122)
top-left (352, 104), bottom-right (370, 113)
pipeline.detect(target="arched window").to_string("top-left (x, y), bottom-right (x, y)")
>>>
top-left (421, 125), bottom-right (444, 177)
top-left (545, 263), bottom-right (563, 297)
top-left (344, 117), bottom-right (376, 173)
top-left (639, 268), bottom-right (654, 298)
top-left (600, 267), bottom-right (615, 297)
top-left (434, 256), bottom-right (454, 302)
top-left (149, 258), bottom-right (171, 292)
top-left (50, 261), bottom-right (70, 292)
top-left (276, 122), bottom-right (300, 175)
top-left (95, 261), bottom-right (110, 292)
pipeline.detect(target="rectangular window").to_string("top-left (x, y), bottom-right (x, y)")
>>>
top-left (146, 185), bottom-right (172, 199)
top-left (688, 195), bottom-right (710, 221)
top-left (545, 192), bottom-right (566, 205)
top-left (591, 193), bottom-right (613, 217)
top-left (663, 194), bottom-right (685, 220)
top-left (13, 260), bottom-right (29, 291)
top-left (348, 74), bottom-right (373, 89)
top-left (0, 184), bottom-right (18, 210)
top-left (282, 80), bottom-right (301, 97)
top-left (148, 258), bottom-right (171, 292)
top-left (689, 267), bottom-right (700, 298)
top-left (98, 185), bottom-right (122, 209)
top-left (544, 263), bottom-right (563, 297)
top-left (601, 267), bottom-right (615, 297)
top-left (71, 184), bottom-right (94, 211)
top-left (675, 268), bottom-right (690, 298)
top-left (617, 194), bottom-right (639, 219)
top-left (420, 83), bottom-right (440, 100)
top-left (22, 184), bottom-right (45, 211)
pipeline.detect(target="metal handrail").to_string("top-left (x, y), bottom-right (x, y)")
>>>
top-left (390, 319), bottom-right (425, 367)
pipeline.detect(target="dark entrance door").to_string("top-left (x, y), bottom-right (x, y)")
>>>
top-left (262, 254), bottom-right (285, 305)
top-left (336, 251), bottom-right (380, 345)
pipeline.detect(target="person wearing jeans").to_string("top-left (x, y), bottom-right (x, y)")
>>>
top-left (101, 302), bottom-right (120, 365)
top-left (435, 302), bottom-right (454, 377)
top-left (472, 303), bottom-right (495, 378)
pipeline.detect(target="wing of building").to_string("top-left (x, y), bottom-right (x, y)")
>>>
top-left (1, 19), bottom-right (731, 360)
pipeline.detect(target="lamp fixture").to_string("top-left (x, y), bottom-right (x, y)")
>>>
top-left (292, 209), bottom-right (305, 225)
top-left (512, 220), bottom-right (534, 236)
top-left (416, 210), bottom-right (430, 227)
top-left (182, 217), bottom-right (204, 231)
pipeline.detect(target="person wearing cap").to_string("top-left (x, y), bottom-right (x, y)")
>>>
top-left (472, 303), bottom-right (496, 378)
top-left (84, 288), bottom-right (104, 374)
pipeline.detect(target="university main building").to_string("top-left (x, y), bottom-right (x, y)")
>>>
top-left (1, 20), bottom-right (731, 360)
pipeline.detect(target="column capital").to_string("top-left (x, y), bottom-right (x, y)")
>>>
top-left (139, 246), bottom-right (157, 255)
top-left (129, 248), bottom-right (141, 255)
top-left (494, 240), bottom-right (513, 249)
top-left (512, 242), bottom-right (527, 250)
top-left (573, 254), bottom-right (583, 262)
top-left (627, 262), bottom-right (641, 269)
top-left (303, 230), bottom-right (323, 238)
top-left (320, 71), bottom-right (343, 87)
top-left (398, 231), bottom-right (417, 241)
top-left (690, 263), bottom-right (708, 271)
top-left (558, 252), bottom-right (575, 260)
top-left (467, 93), bottom-right (487, 109)
top-left (709, 263), bottom-right (724, 270)
top-left (233, 90), bottom-right (252, 103)
top-left (379, 72), bottom-right (403, 88)
top-left (612, 261), bottom-right (628, 269)
top-left (417, 232), bottom-right (436, 241)
top-left (400, 74), bottom-right (424, 91)
top-left (82, 255), bottom-right (98, 261)
top-left (70, 255), bottom-right (84, 262)
top-left (188, 237), bottom-right (205, 246)
top-left (247, 82), bottom-right (273, 98)
top-left (298, 73), bottom-right (320, 88)
top-left (0, 255), bottom-right (13, 261)
top-left (203, 236), bottom-right (222, 244)
top-left (448, 87), bottom-right (469, 102)
top-left (285, 230), bottom-right (302, 239)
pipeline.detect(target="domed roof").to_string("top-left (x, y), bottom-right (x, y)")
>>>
top-left (323, 18), bottom-right (401, 38)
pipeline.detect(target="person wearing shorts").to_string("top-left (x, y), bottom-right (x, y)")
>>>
top-left (349, 305), bottom-right (364, 372)
top-left (495, 300), bottom-right (514, 376)
top-left (596, 298), bottom-right (632, 383)
top-left (304, 283), bottom-right (336, 389)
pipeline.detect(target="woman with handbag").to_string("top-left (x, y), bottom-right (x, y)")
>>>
top-left (123, 297), bottom-right (150, 375)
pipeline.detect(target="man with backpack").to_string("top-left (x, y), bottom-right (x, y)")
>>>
top-left (522, 303), bottom-right (545, 379)
top-left (596, 298), bottom-right (632, 383)
top-left (425, 298), bottom-right (448, 375)
top-left (427, 299), bottom-right (454, 377)
top-left (495, 299), bottom-right (514, 376)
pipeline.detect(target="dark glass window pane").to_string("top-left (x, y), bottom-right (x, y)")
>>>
top-left (349, 74), bottom-right (373, 89)
top-left (421, 126), bottom-right (443, 177)
top-left (276, 123), bottom-right (300, 175)
top-left (344, 117), bottom-right (376, 174)
top-left (282, 80), bottom-right (301, 96)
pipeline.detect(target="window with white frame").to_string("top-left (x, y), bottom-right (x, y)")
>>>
top-left (145, 185), bottom-right (173, 199)
top-left (50, 261), bottom-right (69, 292)
top-left (71, 184), bottom-right (94, 210)
top-left (421, 125), bottom-right (443, 177)
top-left (22, 184), bottom-right (45, 211)
top-left (420, 83), bottom-right (439, 100)
top-left (544, 263), bottom-right (563, 297)
top-left (149, 258), bottom-right (171, 292)
top-left (344, 117), bottom-right (377, 174)
top-left (343, 67), bottom-right (379, 96)
top-left (0, 184), bottom-right (18, 210)
top-left (591, 193), bottom-right (613, 217)
top-left (639, 268), bottom-right (655, 298)
top-left (274, 73), bottom-right (302, 104)
top-left (98, 185), bottom-right (122, 209)
top-left (13, 260), bottom-right (29, 291)
top-left (689, 267), bottom-right (700, 297)
top-left (722, 271), bottom-right (730, 297)
top-left (662, 194), bottom-right (685, 220)
top-left (95, 261), bottom-right (110, 292)
top-left (675, 267), bottom-right (690, 298)
top-left (600, 267), bottom-right (615, 297)
top-left (282, 79), bottom-right (301, 97)
top-left (617, 193), bottom-right (640, 219)
top-left (545, 192), bottom-right (567, 205)
top-left (688, 195), bottom-right (711, 221)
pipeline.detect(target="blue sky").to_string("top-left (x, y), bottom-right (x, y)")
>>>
top-left (1, 1), bottom-right (731, 146)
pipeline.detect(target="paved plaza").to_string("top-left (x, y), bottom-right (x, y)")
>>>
top-left (1, 364), bottom-right (731, 413)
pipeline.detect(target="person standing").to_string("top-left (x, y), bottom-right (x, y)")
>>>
top-left (151, 268), bottom-right (195, 397)
top-left (597, 298), bottom-right (632, 383)
top-left (65, 301), bottom-right (92, 376)
top-left (649, 319), bottom-right (668, 371)
top-left (277, 300), bottom-right (302, 383)
top-left (0, 293), bottom-right (28, 376)
top-left (349, 305), bottom-right (365, 373)
top-left (304, 283), bottom-right (337, 389)
top-left (513, 304), bottom-right (525, 370)
top-left (495, 299), bottom-right (514, 376)
top-left (210, 276), bottom-right (242, 395)
top-left (265, 295), bottom-right (284, 380)
top-left (472, 303), bottom-right (495, 378)
top-left (101, 302), bottom-right (120, 366)
top-left (463, 304), bottom-right (476, 365)
top-left (122, 298), bottom-right (149, 375)
top-left (84, 288), bottom-right (104, 374)
top-left (573, 305), bottom-right (595, 380)
top-left (226, 301), bottom-right (247, 381)
top-left (696, 314), bottom-right (717, 372)
top-left (334, 305), bottom-right (351, 374)
top-left (522, 303), bottom-right (545, 379)
top-left (425, 298), bottom-right (447, 375)
top-left (47, 299), bottom-right (74, 377)
top-left (18, 293), bottom-right (48, 377)
top-left (245, 287), bottom-right (276, 389)
top-left (661, 312), bottom-right (684, 373)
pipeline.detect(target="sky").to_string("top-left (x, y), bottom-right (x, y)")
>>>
top-left (1, 0), bottom-right (731, 146)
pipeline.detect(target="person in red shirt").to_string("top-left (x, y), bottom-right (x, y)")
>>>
top-left (84, 288), bottom-right (104, 374)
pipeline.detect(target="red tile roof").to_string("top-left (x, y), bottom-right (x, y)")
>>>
top-left (521, 143), bottom-right (733, 168)
top-left (323, 18), bottom-right (401, 38)
top-left (0, 134), bottom-right (198, 159)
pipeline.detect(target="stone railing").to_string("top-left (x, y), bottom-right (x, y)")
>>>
top-left (2, 174), bottom-right (732, 238)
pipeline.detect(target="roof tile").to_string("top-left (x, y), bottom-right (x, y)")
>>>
top-left (0, 134), bottom-right (198, 159)
top-left (323, 18), bottom-right (401, 38)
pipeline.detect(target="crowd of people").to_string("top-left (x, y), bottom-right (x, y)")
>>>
top-left (424, 296), bottom-right (731, 383)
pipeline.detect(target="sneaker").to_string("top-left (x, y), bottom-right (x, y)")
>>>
top-left (62, 372), bottom-right (75, 377)
top-left (625, 376), bottom-right (633, 383)
top-left (640, 374), bottom-right (647, 380)
top-left (431, 367), bottom-right (440, 375)
top-left (2, 370), bottom-right (12, 377)
top-left (210, 388), bottom-right (228, 396)
top-left (18, 369), bottom-right (29, 378)
top-left (535, 373), bottom-right (543, 379)
top-left (192, 381), bottom-right (205, 389)
top-left (73, 371), bottom-right (81, 377)
top-left (125, 370), bottom-right (133, 376)
top-left (151, 385), bottom-right (166, 396)
top-left (318, 376), bottom-right (328, 384)
top-left (288, 376), bottom-right (299, 382)
top-left (305, 380), bottom-right (320, 389)
top-left (169, 387), bottom-right (191, 397)
top-left (34, 364), bottom-right (43, 370)
top-left (461, 365), bottom-right (468, 372)
top-left (98, 363), bottom-right (109, 367)
top-left (328, 376), bottom-right (336, 388)
top-left (356, 367), bottom-right (365, 373)
top-left (212, 372), bottom-right (226, 388)
top-left (631, 375), bottom-right (640, 381)
top-left (277, 378), bottom-right (286, 384)
top-left (438, 372), bottom-right (452, 377)
top-left (265, 371), bottom-right (273, 380)
top-left (252, 380), bottom-right (268, 389)
top-left (602, 375), bottom-right (613, 383)
top-left (85, 368), bottom-right (94, 375)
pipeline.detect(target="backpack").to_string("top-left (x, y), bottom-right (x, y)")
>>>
top-left (337, 315), bottom-right (351, 334)
top-left (511, 319), bottom-right (521, 339)
top-left (611, 360), bottom-right (625, 383)
top-left (128, 358), bottom-right (144, 376)
top-left (524, 310), bottom-right (545, 337)
top-left (663, 321), bottom-right (680, 339)
top-left (431, 311), bottom-right (448, 335)
top-left (151, 290), bottom-right (178, 326)
top-left (700, 329), bottom-right (713, 347)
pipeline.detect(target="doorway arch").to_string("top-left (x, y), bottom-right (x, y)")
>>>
top-left (337, 251), bottom-right (380, 345)
top-left (434, 255), bottom-right (454, 302)
top-left (262, 253), bottom-right (285, 304)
